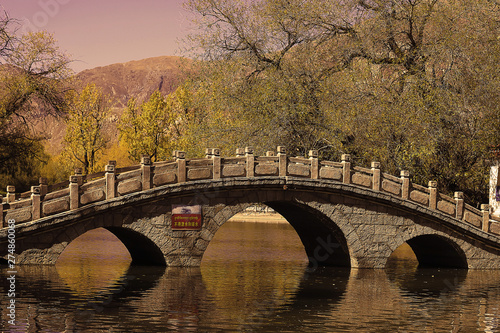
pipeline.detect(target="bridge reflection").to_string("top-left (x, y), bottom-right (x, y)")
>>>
top-left (2, 258), bottom-right (499, 332)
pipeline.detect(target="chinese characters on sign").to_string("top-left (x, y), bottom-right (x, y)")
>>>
top-left (172, 205), bottom-right (202, 230)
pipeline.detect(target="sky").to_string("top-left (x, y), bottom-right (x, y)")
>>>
top-left (1, 0), bottom-right (191, 72)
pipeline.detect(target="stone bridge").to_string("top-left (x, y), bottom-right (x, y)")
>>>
top-left (1, 147), bottom-right (500, 269)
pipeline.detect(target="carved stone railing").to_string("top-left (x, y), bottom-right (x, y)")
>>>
top-left (1, 147), bottom-right (499, 237)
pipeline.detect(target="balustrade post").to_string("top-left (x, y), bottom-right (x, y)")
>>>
top-left (141, 155), bottom-right (152, 190)
top-left (39, 177), bottom-right (48, 197)
top-left (341, 154), bottom-right (351, 184)
top-left (176, 151), bottom-right (186, 183)
top-left (6, 186), bottom-right (15, 204)
top-left (277, 146), bottom-right (287, 177)
top-left (205, 148), bottom-right (213, 159)
top-left (0, 195), bottom-right (4, 227)
top-left (401, 171), bottom-right (410, 199)
top-left (454, 192), bottom-right (464, 220)
top-left (105, 163), bottom-right (116, 199)
top-left (371, 162), bottom-right (381, 191)
top-left (266, 151), bottom-right (275, 156)
top-left (245, 147), bottom-right (254, 178)
top-left (309, 150), bottom-right (319, 179)
top-left (429, 181), bottom-right (438, 210)
top-left (74, 168), bottom-right (84, 186)
top-left (212, 148), bottom-right (221, 180)
top-left (31, 186), bottom-right (41, 220)
top-left (69, 176), bottom-right (80, 210)
top-left (236, 148), bottom-right (245, 157)
top-left (481, 204), bottom-right (490, 232)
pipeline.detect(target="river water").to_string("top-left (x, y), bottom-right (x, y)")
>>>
top-left (1, 220), bottom-right (500, 332)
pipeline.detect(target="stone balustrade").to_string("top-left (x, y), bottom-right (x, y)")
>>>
top-left (1, 146), bottom-right (499, 236)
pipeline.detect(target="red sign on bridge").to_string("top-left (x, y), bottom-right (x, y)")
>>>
top-left (172, 205), bottom-right (202, 230)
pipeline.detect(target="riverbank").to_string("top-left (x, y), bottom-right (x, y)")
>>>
top-left (228, 212), bottom-right (288, 223)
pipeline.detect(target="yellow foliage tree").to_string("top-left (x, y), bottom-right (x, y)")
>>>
top-left (119, 90), bottom-right (181, 162)
top-left (63, 84), bottom-right (110, 175)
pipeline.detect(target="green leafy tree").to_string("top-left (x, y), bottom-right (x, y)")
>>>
top-left (63, 84), bottom-right (110, 175)
top-left (119, 90), bottom-right (179, 162)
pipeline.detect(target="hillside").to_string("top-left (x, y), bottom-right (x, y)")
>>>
top-left (43, 56), bottom-right (189, 154)
top-left (75, 55), bottom-right (189, 107)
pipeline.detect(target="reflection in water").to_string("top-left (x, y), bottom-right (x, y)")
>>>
top-left (386, 242), bottom-right (418, 271)
top-left (1, 222), bottom-right (500, 332)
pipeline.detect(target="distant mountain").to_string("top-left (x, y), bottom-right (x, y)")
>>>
top-left (76, 55), bottom-right (190, 107)
top-left (43, 56), bottom-right (190, 154)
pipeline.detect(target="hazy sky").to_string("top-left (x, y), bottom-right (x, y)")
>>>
top-left (1, 0), bottom-right (191, 72)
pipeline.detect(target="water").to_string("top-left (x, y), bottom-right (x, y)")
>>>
top-left (1, 221), bottom-right (500, 332)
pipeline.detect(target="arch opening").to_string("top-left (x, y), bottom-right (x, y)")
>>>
top-left (386, 243), bottom-right (418, 270)
top-left (105, 227), bottom-right (166, 266)
top-left (399, 235), bottom-right (467, 269)
top-left (266, 201), bottom-right (351, 267)
top-left (57, 228), bottom-right (131, 265)
top-left (57, 227), bottom-right (166, 266)
top-left (202, 204), bottom-right (308, 263)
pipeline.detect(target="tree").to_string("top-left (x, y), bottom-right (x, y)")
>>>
top-left (183, 0), bottom-right (348, 156)
top-left (63, 84), bottom-right (110, 175)
top-left (0, 11), bottom-right (17, 61)
top-left (183, 0), bottom-right (500, 205)
top-left (119, 90), bottom-right (180, 162)
top-left (0, 12), bottom-right (72, 192)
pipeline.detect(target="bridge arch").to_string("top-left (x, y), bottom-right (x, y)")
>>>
top-left (104, 227), bottom-right (166, 265)
top-left (203, 199), bottom-right (352, 267)
top-left (56, 226), bottom-right (166, 265)
top-left (267, 201), bottom-right (351, 267)
top-left (405, 235), bottom-right (468, 268)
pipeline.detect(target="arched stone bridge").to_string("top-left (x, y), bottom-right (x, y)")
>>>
top-left (2, 147), bottom-right (500, 269)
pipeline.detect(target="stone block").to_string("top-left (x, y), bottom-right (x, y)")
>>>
top-left (491, 221), bottom-right (500, 236)
top-left (382, 180), bottom-right (401, 196)
top-left (194, 238), bottom-right (209, 252)
top-left (5, 207), bottom-right (31, 223)
top-left (72, 221), bottom-right (89, 237)
top-left (80, 189), bottom-right (105, 205)
top-left (222, 164), bottom-right (246, 177)
top-left (64, 226), bottom-right (80, 242)
top-left (369, 233), bottom-right (391, 243)
top-left (352, 173), bottom-right (372, 188)
top-left (355, 224), bottom-right (376, 241)
top-left (199, 228), bottom-right (214, 241)
top-left (151, 215), bottom-right (165, 226)
top-left (464, 211), bottom-right (482, 228)
top-left (43, 198), bottom-right (70, 216)
top-left (255, 164), bottom-right (278, 176)
top-left (437, 200), bottom-right (455, 217)
top-left (187, 168), bottom-right (211, 180)
top-left (410, 190), bottom-right (429, 206)
top-left (153, 171), bottom-right (177, 186)
top-left (35, 232), bottom-right (55, 245)
top-left (117, 179), bottom-right (142, 196)
top-left (320, 167), bottom-right (342, 181)
top-left (288, 164), bottom-right (310, 177)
